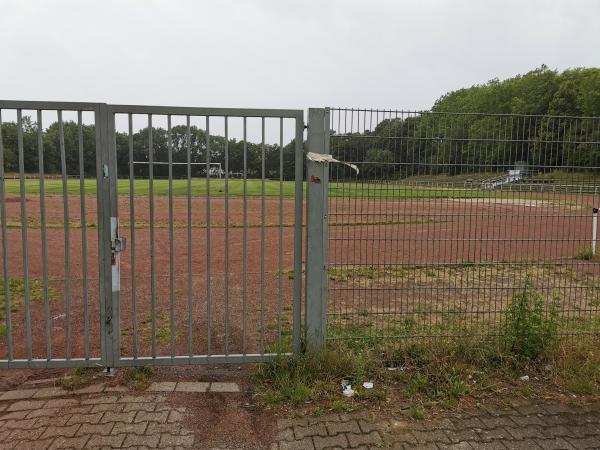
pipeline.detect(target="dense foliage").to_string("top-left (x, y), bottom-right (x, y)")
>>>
top-left (331, 66), bottom-right (600, 179)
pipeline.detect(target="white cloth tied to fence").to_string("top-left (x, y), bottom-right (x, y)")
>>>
top-left (306, 152), bottom-right (359, 175)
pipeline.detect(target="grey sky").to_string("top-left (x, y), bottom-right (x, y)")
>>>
top-left (1, 0), bottom-right (599, 111)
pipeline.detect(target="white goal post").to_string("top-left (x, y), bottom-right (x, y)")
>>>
top-left (130, 161), bottom-right (223, 181)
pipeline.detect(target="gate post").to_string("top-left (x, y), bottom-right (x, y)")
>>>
top-left (305, 108), bottom-right (330, 352)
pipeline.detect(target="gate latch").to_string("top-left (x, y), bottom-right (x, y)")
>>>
top-left (111, 236), bottom-right (126, 253)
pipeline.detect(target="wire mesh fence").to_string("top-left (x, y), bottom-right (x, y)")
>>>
top-left (327, 108), bottom-right (600, 341)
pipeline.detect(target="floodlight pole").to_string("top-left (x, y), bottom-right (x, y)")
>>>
top-left (593, 208), bottom-right (598, 256)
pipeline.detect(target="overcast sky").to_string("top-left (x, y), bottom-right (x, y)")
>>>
top-left (1, 0), bottom-right (599, 112)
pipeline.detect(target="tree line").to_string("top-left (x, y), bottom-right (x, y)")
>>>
top-left (0, 118), bottom-right (298, 180)
top-left (2, 66), bottom-right (600, 181)
top-left (331, 66), bottom-right (600, 179)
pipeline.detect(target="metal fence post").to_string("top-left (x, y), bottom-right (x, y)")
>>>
top-left (305, 108), bottom-right (330, 351)
top-left (96, 104), bottom-right (119, 371)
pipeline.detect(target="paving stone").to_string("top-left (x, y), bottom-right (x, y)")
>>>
top-left (412, 429), bottom-right (451, 444)
top-left (346, 430), bottom-right (382, 447)
top-left (278, 417), bottom-right (308, 430)
top-left (44, 398), bottom-right (78, 408)
top-left (0, 389), bottom-right (37, 401)
top-left (82, 395), bottom-right (118, 405)
top-left (445, 428), bottom-right (481, 443)
top-left (112, 421), bottom-right (148, 435)
top-left (73, 384), bottom-right (105, 394)
top-left (505, 426), bottom-right (545, 440)
top-left (33, 387), bottom-right (68, 398)
top-left (65, 405), bottom-right (94, 414)
top-left (119, 395), bottom-right (157, 403)
top-left (87, 433), bottom-right (126, 448)
top-left (66, 412), bottom-right (104, 425)
top-left (48, 435), bottom-right (90, 449)
top-left (91, 403), bottom-right (124, 413)
top-left (209, 382), bottom-right (240, 393)
top-left (77, 422), bottom-right (114, 436)
top-left (123, 402), bottom-right (157, 412)
top-left (8, 426), bottom-right (46, 441)
top-left (100, 411), bottom-right (137, 424)
top-left (158, 433), bottom-right (195, 447)
top-left (504, 439), bottom-right (543, 449)
top-left (135, 410), bottom-right (169, 424)
top-left (148, 382), bottom-right (177, 392)
top-left (3, 417), bottom-right (39, 429)
top-left (123, 432), bottom-right (161, 447)
top-left (276, 427), bottom-right (295, 442)
top-left (168, 409), bottom-right (185, 423)
top-left (175, 381), bottom-right (210, 392)
top-left (358, 418), bottom-right (391, 433)
top-left (294, 423), bottom-right (327, 439)
top-left (0, 410), bottom-right (29, 420)
top-left (326, 419), bottom-right (361, 435)
top-left (15, 438), bottom-right (55, 450)
top-left (535, 437), bottom-right (574, 449)
top-left (438, 443), bottom-right (473, 450)
top-left (465, 441), bottom-right (506, 450)
top-left (565, 436), bottom-right (600, 449)
top-left (510, 414), bottom-right (546, 427)
top-left (6, 399), bottom-right (45, 411)
top-left (104, 385), bottom-right (129, 392)
top-left (313, 433), bottom-right (348, 449)
top-left (40, 423), bottom-right (81, 439)
top-left (26, 407), bottom-right (60, 418)
top-left (34, 415), bottom-right (71, 427)
top-left (279, 438), bottom-right (315, 450)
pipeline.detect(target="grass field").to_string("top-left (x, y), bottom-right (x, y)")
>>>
top-left (2, 178), bottom-right (551, 200)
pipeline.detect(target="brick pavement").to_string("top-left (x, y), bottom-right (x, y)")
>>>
top-left (273, 400), bottom-right (600, 450)
top-left (1, 380), bottom-right (599, 449)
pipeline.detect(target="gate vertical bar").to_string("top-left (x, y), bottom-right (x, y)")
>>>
top-left (292, 112), bottom-right (304, 354)
top-left (96, 104), bottom-right (110, 367)
top-left (305, 108), bottom-right (329, 351)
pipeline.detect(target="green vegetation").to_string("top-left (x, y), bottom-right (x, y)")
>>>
top-left (2, 177), bottom-right (556, 200)
top-left (504, 278), bottom-right (560, 359)
top-left (56, 367), bottom-right (99, 391)
top-left (123, 366), bottom-right (154, 391)
top-left (254, 280), bottom-right (599, 414)
top-left (575, 246), bottom-right (597, 261)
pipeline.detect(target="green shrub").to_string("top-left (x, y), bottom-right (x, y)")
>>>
top-left (504, 278), bottom-right (560, 359)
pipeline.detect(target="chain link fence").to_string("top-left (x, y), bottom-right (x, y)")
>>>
top-left (327, 108), bottom-right (600, 341)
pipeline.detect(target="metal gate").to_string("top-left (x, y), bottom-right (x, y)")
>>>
top-left (0, 100), bottom-right (304, 368)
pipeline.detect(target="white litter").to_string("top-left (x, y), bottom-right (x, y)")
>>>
top-left (519, 375), bottom-right (529, 382)
top-left (306, 152), bottom-right (360, 175)
top-left (342, 386), bottom-right (355, 397)
top-left (362, 381), bottom-right (374, 389)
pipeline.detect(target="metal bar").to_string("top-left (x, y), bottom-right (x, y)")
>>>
top-left (107, 111), bottom-right (120, 366)
top-left (58, 111), bottom-right (72, 359)
top-left (278, 117), bottom-right (283, 353)
top-left (0, 109), bottom-right (13, 361)
top-left (167, 115), bottom-right (175, 357)
top-left (186, 116), bottom-right (193, 357)
top-left (242, 118), bottom-right (248, 355)
top-left (113, 353), bottom-right (291, 367)
top-left (148, 114), bottom-right (156, 358)
top-left (292, 113), bottom-right (304, 354)
top-left (106, 104), bottom-right (303, 118)
top-left (0, 101), bottom-right (100, 111)
top-left (17, 110), bottom-right (32, 360)
top-left (206, 116), bottom-right (212, 356)
top-left (224, 116), bottom-right (230, 355)
top-left (128, 113), bottom-right (138, 359)
top-left (305, 108), bottom-right (329, 351)
top-left (77, 111), bottom-right (90, 359)
top-left (37, 110), bottom-right (51, 359)
top-left (260, 117), bottom-right (265, 354)
top-left (95, 104), bottom-right (111, 367)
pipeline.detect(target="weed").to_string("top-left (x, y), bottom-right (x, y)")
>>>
top-left (504, 278), bottom-right (560, 359)
top-left (124, 366), bottom-right (154, 391)
top-left (575, 246), bottom-right (597, 261)
top-left (409, 404), bottom-right (425, 420)
top-left (56, 367), bottom-right (99, 390)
